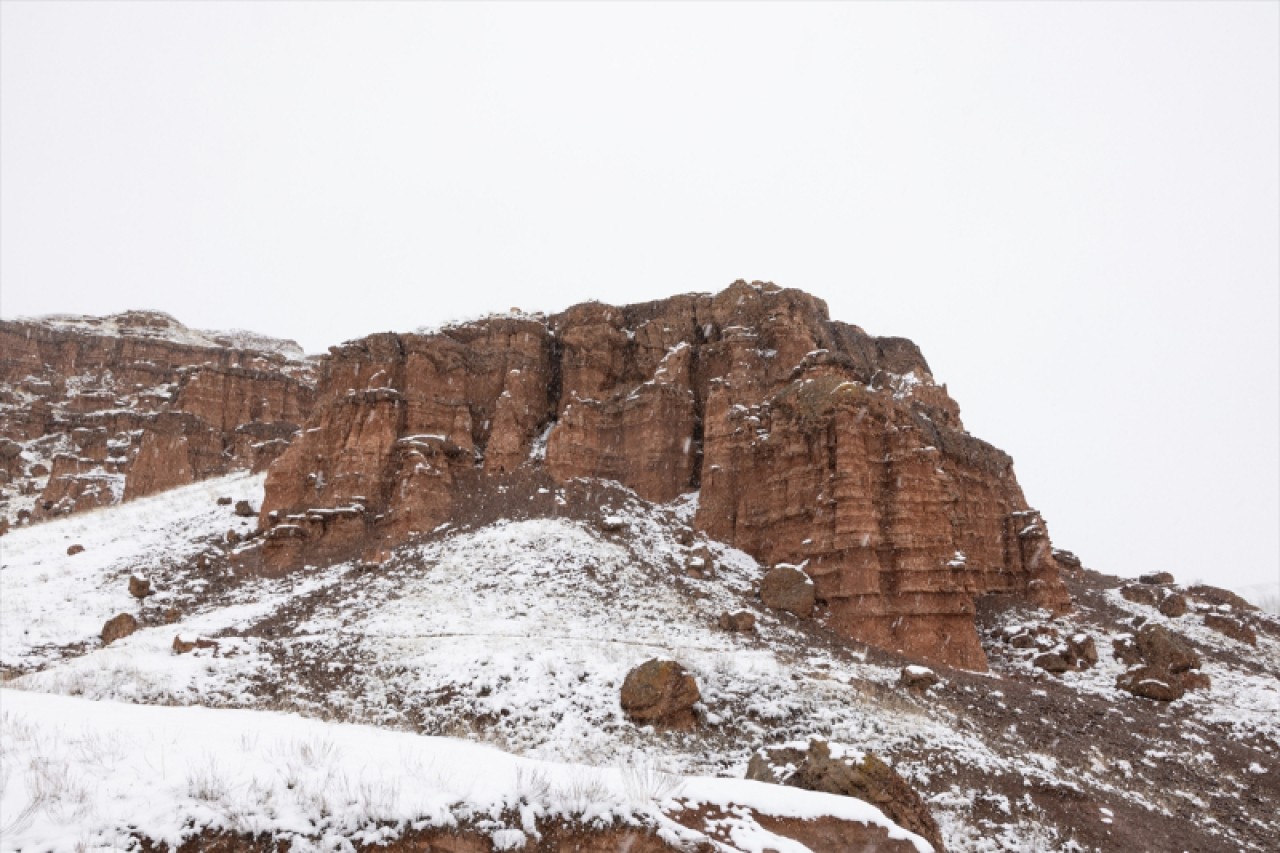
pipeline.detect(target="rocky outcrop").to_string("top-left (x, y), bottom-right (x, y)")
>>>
top-left (1114, 624), bottom-right (1205, 701)
top-left (0, 311), bottom-right (315, 525)
top-left (256, 281), bottom-right (1070, 669)
top-left (747, 739), bottom-right (945, 853)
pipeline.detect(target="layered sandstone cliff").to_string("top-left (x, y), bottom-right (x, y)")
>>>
top-left (0, 310), bottom-right (316, 526)
top-left (258, 282), bottom-right (1070, 669)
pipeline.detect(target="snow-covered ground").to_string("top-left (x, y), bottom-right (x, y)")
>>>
top-left (3, 471), bottom-right (1278, 851)
top-left (0, 689), bottom-right (930, 852)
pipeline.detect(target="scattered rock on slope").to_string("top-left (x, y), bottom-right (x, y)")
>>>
top-left (746, 739), bottom-right (946, 853)
top-left (1203, 613), bottom-right (1257, 646)
top-left (899, 665), bottom-right (940, 690)
top-left (718, 611), bottom-right (756, 632)
top-left (760, 565), bottom-right (815, 618)
top-left (128, 573), bottom-right (152, 599)
top-left (101, 613), bottom-right (138, 645)
top-left (620, 659), bottom-right (701, 729)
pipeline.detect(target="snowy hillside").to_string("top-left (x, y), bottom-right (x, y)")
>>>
top-left (2, 472), bottom-right (1279, 851)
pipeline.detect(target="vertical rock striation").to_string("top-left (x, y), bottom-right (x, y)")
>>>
top-left (0, 311), bottom-right (315, 523)
top-left (257, 281), bottom-right (1070, 668)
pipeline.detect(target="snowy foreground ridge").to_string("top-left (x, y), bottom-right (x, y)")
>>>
top-left (2, 470), bottom-right (1279, 851)
top-left (0, 690), bottom-right (930, 853)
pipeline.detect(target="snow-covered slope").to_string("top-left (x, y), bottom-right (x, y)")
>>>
top-left (3, 472), bottom-right (1278, 851)
top-left (0, 690), bottom-right (930, 853)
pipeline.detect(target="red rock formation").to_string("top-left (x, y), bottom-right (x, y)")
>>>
top-left (0, 311), bottom-right (315, 524)
top-left (258, 281), bottom-right (1070, 669)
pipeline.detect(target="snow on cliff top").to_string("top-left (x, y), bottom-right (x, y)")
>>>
top-left (12, 310), bottom-right (308, 359)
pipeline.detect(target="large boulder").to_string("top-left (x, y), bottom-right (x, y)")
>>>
top-left (620, 659), bottom-right (701, 729)
top-left (101, 613), bottom-right (138, 645)
top-left (1135, 624), bottom-right (1200, 673)
top-left (760, 565), bottom-right (815, 618)
top-left (1117, 666), bottom-right (1184, 702)
top-left (1116, 625), bottom-right (1204, 702)
top-left (746, 739), bottom-right (945, 853)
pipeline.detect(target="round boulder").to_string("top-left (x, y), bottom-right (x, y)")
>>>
top-left (760, 565), bottom-right (815, 618)
top-left (101, 613), bottom-right (138, 645)
top-left (620, 658), bottom-right (701, 729)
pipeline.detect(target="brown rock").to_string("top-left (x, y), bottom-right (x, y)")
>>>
top-left (718, 611), bottom-right (756, 632)
top-left (1139, 571), bottom-right (1175, 585)
top-left (255, 282), bottom-right (1072, 670)
top-left (1117, 666), bottom-right (1184, 702)
top-left (101, 613), bottom-right (138, 645)
top-left (1066, 632), bottom-right (1098, 668)
top-left (746, 739), bottom-right (946, 853)
top-left (233, 499), bottom-right (255, 517)
top-left (1203, 613), bottom-right (1257, 645)
top-left (899, 665), bottom-right (940, 690)
top-left (66, 543), bottom-right (85, 556)
top-left (1033, 650), bottom-right (1073, 675)
top-left (1112, 634), bottom-right (1143, 666)
top-left (1120, 584), bottom-right (1161, 607)
top-left (1135, 624), bottom-right (1200, 674)
top-left (172, 634), bottom-right (218, 654)
top-left (760, 565), bottom-right (816, 618)
top-left (1187, 584), bottom-right (1258, 612)
top-left (685, 546), bottom-right (715, 579)
top-left (128, 573), bottom-right (152, 599)
top-left (1158, 593), bottom-right (1188, 618)
top-left (226, 529), bottom-right (240, 545)
top-left (620, 659), bottom-right (701, 729)
top-left (216, 496), bottom-right (232, 506)
top-left (162, 607), bottom-right (182, 624)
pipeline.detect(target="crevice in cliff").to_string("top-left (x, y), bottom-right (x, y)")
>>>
top-left (687, 320), bottom-right (708, 490)
top-left (539, 330), bottom-right (565, 451)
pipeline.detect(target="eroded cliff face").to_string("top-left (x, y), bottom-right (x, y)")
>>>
top-left (0, 311), bottom-right (315, 525)
top-left (258, 282), bottom-right (1069, 669)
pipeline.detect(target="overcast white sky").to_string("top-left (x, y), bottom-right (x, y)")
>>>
top-left (2, 2), bottom-right (1277, 594)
